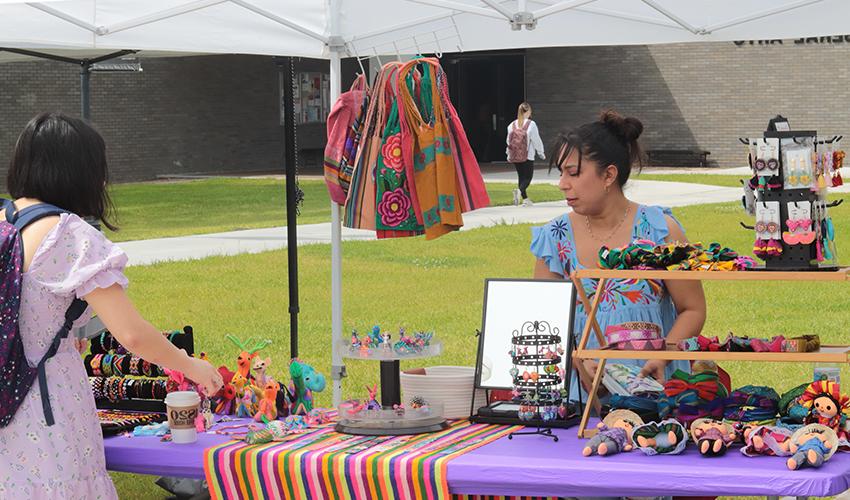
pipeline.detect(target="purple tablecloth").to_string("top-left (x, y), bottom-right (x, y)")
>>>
top-left (104, 426), bottom-right (231, 479)
top-left (447, 425), bottom-right (850, 497)
top-left (105, 418), bottom-right (850, 496)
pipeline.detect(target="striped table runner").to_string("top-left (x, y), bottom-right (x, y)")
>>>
top-left (205, 419), bottom-right (521, 499)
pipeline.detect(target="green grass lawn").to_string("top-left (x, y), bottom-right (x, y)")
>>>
top-left (104, 178), bottom-right (565, 242)
top-left (112, 193), bottom-right (850, 497)
top-left (635, 173), bottom-right (746, 188)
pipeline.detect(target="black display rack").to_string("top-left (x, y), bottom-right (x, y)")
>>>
top-left (747, 130), bottom-right (840, 271)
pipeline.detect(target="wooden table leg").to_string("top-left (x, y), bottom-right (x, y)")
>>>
top-left (577, 358), bottom-right (606, 438)
top-left (574, 277), bottom-right (607, 352)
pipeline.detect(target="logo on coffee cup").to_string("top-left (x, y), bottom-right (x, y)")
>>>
top-left (168, 406), bottom-right (198, 430)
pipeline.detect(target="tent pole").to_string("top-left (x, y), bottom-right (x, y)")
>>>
top-left (80, 63), bottom-right (91, 120)
top-left (282, 56), bottom-right (300, 359)
top-left (329, 0), bottom-right (345, 408)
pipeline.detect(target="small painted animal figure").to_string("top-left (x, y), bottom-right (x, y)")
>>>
top-left (255, 380), bottom-right (281, 422)
top-left (288, 359), bottom-right (326, 415)
top-left (226, 334), bottom-right (273, 379)
top-left (215, 384), bottom-right (237, 415)
top-left (365, 384), bottom-right (381, 411)
top-left (236, 387), bottom-right (257, 418)
top-left (252, 357), bottom-right (272, 387)
top-left (368, 326), bottom-right (383, 346)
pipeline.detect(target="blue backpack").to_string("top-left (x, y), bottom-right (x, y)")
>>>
top-left (0, 199), bottom-right (87, 427)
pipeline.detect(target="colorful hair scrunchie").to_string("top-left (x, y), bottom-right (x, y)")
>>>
top-left (723, 385), bottom-right (780, 422)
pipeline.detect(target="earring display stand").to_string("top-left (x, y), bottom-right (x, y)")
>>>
top-left (753, 130), bottom-right (839, 271)
top-left (335, 343), bottom-right (450, 436)
top-left (506, 321), bottom-right (565, 442)
top-left (571, 268), bottom-right (850, 438)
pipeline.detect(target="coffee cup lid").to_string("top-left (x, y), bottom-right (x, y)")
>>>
top-left (165, 391), bottom-right (200, 406)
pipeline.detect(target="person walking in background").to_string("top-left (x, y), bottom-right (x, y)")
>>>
top-left (506, 102), bottom-right (546, 206)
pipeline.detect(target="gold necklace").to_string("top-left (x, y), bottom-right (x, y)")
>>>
top-left (584, 205), bottom-right (631, 243)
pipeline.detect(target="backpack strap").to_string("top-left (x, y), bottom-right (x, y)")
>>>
top-left (3, 200), bottom-right (88, 426)
top-left (9, 203), bottom-right (67, 232)
top-left (37, 298), bottom-right (88, 426)
top-left (521, 120), bottom-right (531, 131)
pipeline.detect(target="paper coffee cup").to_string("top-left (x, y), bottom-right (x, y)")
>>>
top-left (165, 391), bottom-right (200, 444)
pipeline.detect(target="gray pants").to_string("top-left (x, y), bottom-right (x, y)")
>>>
top-left (585, 434), bottom-right (618, 454)
top-left (790, 449), bottom-right (824, 469)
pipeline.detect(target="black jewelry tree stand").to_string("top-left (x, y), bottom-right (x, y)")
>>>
top-left (508, 320), bottom-right (564, 442)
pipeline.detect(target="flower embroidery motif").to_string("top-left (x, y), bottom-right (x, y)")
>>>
top-left (381, 133), bottom-right (404, 172)
top-left (377, 188), bottom-right (412, 227)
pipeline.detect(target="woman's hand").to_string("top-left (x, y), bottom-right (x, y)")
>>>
top-left (73, 338), bottom-right (89, 355)
top-left (639, 359), bottom-right (668, 382)
top-left (186, 357), bottom-right (224, 397)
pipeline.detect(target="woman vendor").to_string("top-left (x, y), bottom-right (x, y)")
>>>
top-left (531, 110), bottom-right (706, 398)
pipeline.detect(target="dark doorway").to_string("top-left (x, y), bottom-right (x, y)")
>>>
top-left (443, 52), bottom-right (525, 163)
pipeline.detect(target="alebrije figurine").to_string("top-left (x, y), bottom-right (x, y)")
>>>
top-left (365, 384), bottom-right (381, 411)
top-left (350, 330), bottom-right (360, 348)
top-left (382, 333), bottom-right (392, 351)
top-left (741, 425), bottom-right (793, 457)
top-left (583, 409), bottom-right (644, 457)
top-left (196, 398), bottom-right (213, 433)
top-left (690, 418), bottom-right (737, 457)
top-left (236, 387), bottom-right (257, 418)
top-left (800, 379), bottom-right (850, 436)
top-left (787, 424), bottom-right (838, 470)
top-left (255, 380), bottom-right (280, 422)
top-left (288, 358), bottom-right (326, 415)
top-left (230, 371), bottom-right (248, 396)
top-left (252, 357), bottom-right (272, 387)
top-left (214, 383), bottom-right (237, 415)
top-left (368, 325), bottom-right (382, 346)
top-left (226, 334), bottom-right (273, 379)
top-left (633, 419), bottom-right (688, 455)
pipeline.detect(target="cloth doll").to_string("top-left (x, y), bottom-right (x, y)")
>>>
top-left (690, 418), bottom-right (737, 456)
top-left (632, 419), bottom-right (688, 455)
top-left (787, 424), bottom-right (838, 470)
top-left (800, 380), bottom-right (850, 440)
top-left (741, 425), bottom-right (793, 457)
top-left (583, 410), bottom-right (644, 457)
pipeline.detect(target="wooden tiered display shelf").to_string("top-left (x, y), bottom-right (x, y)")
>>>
top-left (570, 267), bottom-right (850, 438)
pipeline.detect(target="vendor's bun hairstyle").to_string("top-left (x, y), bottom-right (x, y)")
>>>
top-left (549, 109), bottom-right (645, 188)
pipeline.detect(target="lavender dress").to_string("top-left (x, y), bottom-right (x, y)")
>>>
top-left (0, 214), bottom-right (127, 499)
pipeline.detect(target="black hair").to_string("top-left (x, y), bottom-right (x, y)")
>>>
top-left (7, 112), bottom-right (117, 230)
top-left (549, 110), bottom-right (644, 188)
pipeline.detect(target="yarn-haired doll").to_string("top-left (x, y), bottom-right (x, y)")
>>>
top-left (582, 410), bottom-right (644, 457)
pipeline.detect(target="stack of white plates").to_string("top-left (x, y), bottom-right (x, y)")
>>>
top-left (399, 366), bottom-right (486, 419)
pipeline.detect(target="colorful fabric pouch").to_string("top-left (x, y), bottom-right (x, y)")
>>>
top-left (605, 322), bottom-right (663, 350)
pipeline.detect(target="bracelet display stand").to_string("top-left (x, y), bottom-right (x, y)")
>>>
top-left (89, 326), bottom-right (195, 413)
top-left (335, 340), bottom-right (450, 436)
top-left (571, 268), bottom-right (850, 438)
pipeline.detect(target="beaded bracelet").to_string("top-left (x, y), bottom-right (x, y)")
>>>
top-left (112, 354), bottom-right (124, 377)
top-left (130, 357), bottom-right (141, 375)
top-left (102, 354), bottom-right (113, 377)
top-left (90, 354), bottom-right (103, 377)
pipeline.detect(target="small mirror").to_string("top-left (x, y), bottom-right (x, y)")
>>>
top-left (476, 278), bottom-right (576, 389)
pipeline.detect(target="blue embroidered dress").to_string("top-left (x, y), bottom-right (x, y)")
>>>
top-left (530, 205), bottom-right (690, 400)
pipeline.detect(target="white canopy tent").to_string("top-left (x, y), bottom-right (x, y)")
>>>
top-left (1, 0), bottom-right (848, 405)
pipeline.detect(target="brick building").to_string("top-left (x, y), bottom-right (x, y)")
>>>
top-left (1, 38), bottom-right (848, 182)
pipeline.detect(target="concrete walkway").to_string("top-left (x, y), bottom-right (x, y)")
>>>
top-left (119, 169), bottom-right (743, 266)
